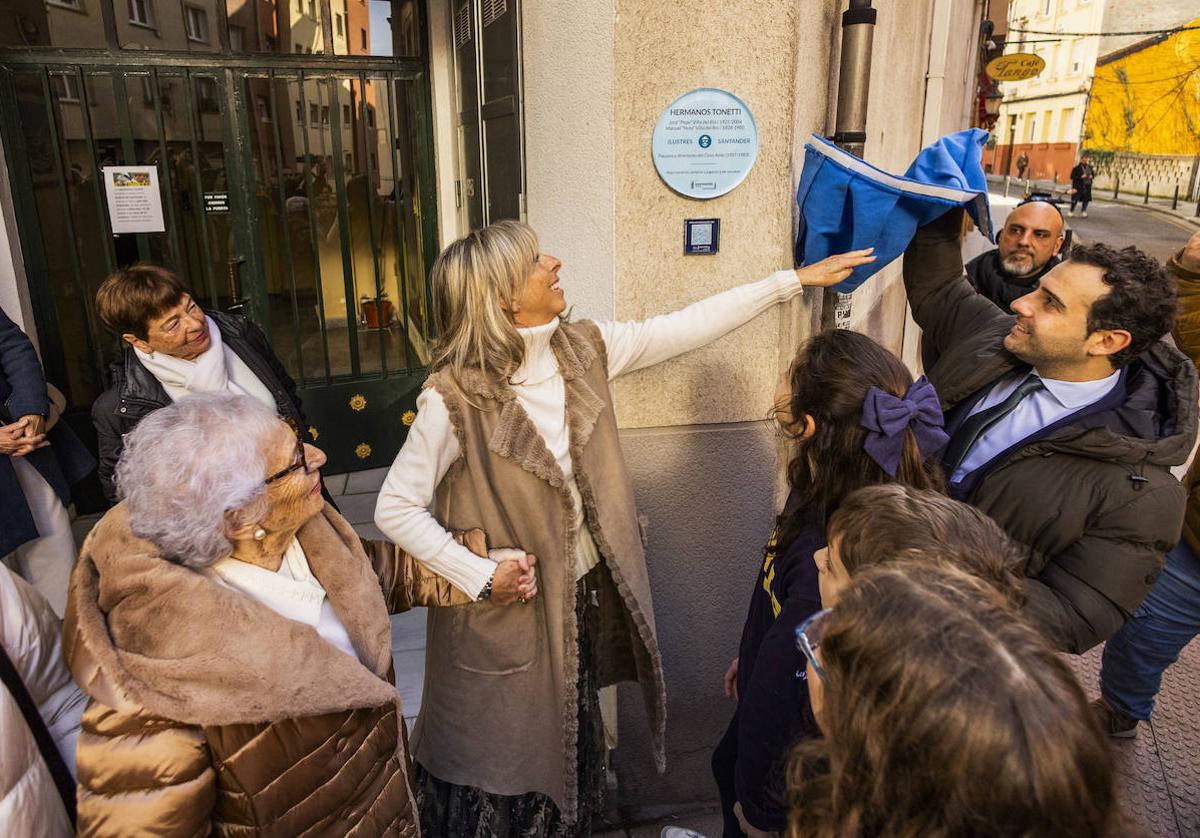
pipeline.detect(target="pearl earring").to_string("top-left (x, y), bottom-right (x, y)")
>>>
top-left (253, 527), bottom-right (267, 541)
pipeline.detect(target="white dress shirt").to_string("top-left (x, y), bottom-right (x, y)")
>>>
top-left (207, 538), bottom-right (360, 662)
top-left (951, 367), bottom-right (1122, 483)
top-left (374, 270), bottom-right (805, 598)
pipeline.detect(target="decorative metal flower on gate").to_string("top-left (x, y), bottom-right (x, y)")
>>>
top-left (401, 410), bottom-right (416, 426)
top-left (355, 442), bottom-right (372, 460)
top-left (349, 394), bottom-right (367, 412)
top-left (308, 426), bottom-right (319, 441)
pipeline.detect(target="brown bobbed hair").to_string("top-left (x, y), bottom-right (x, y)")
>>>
top-left (787, 561), bottom-right (1118, 838)
top-left (828, 484), bottom-right (1026, 606)
top-left (95, 263), bottom-right (192, 339)
top-left (777, 330), bottom-right (945, 545)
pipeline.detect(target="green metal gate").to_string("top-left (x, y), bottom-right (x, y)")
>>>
top-left (0, 0), bottom-right (438, 474)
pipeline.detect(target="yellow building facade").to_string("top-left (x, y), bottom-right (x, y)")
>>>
top-left (1081, 18), bottom-right (1200, 199)
top-left (1085, 19), bottom-right (1200, 156)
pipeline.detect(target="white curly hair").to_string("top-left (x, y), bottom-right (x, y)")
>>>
top-left (115, 393), bottom-right (282, 568)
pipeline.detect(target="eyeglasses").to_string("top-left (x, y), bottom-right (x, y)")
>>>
top-left (795, 608), bottom-right (832, 683)
top-left (264, 430), bottom-right (308, 485)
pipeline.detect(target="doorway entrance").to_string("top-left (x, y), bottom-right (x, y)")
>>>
top-left (0, 0), bottom-right (438, 474)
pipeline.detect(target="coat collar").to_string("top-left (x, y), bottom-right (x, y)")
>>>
top-left (63, 504), bottom-right (398, 726)
top-left (439, 321), bottom-right (607, 491)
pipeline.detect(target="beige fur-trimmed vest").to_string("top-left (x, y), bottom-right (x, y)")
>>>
top-left (413, 320), bottom-right (666, 823)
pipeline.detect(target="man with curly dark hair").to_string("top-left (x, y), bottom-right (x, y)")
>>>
top-left (806, 209), bottom-right (1197, 654)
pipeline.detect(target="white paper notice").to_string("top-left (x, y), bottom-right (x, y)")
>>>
top-left (101, 165), bottom-right (166, 234)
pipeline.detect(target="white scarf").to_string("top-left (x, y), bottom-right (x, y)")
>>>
top-left (207, 538), bottom-right (360, 662)
top-left (135, 315), bottom-right (277, 408)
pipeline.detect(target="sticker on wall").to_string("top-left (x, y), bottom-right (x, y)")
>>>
top-left (652, 88), bottom-right (759, 199)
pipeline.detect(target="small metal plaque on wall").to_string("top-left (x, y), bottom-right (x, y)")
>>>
top-left (684, 218), bottom-right (720, 254)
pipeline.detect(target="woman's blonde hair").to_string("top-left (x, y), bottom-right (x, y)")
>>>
top-left (430, 219), bottom-right (541, 385)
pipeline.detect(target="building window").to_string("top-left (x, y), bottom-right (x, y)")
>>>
top-left (256, 96), bottom-right (271, 123)
top-left (366, 107), bottom-right (375, 128)
top-left (1061, 107), bottom-right (1076, 139)
top-left (296, 100), bottom-right (304, 125)
top-left (1041, 0), bottom-right (1053, 15)
top-left (336, 14), bottom-right (345, 37)
top-left (321, 105), bottom-right (330, 125)
top-left (370, 151), bottom-right (378, 171)
top-left (307, 0), bottom-right (316, 17)
top-left (47, 0), bottom-right (83, 10)
top-left (140, 75), bottom-right (155, 104)
top-left (294, 43), bottom-right (303, 53)
top-left (342, 104), bottom-right (351, 123)
top-left (361, 28), bottom-right (367, 50)
top-left (1042, 109), bottom-right (1053, 142)
top-left (229, 24), bottom-right (246, 52)
top-left (309, 103), bottom-right (319, 127)
top-left (184, 5), bottom-right (209, 43)
top-left (344, 152), bottom-right (353, 170)
top-left (53, 73), bottom-right (82, 103)
top-left (128, 0), bottom-right (155, 28)
top-left (196, 77), bottom-right (219, 113)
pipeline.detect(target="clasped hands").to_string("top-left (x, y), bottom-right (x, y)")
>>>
top-left (454, 529), bottom-right (538, 606)
top-left (0, 414), bottom-right (47, 457)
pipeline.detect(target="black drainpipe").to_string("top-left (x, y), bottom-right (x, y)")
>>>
top-left (821, 0), bottom-right (877, 331)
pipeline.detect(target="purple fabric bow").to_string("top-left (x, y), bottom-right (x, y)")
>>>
top-left (859, 376), bottom-right (949, 476)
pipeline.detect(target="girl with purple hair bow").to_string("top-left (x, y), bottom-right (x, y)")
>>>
top-left (711, 329), bottom-right (948, 838)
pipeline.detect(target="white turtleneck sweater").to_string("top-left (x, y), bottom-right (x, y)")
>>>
top-left (374, 270), bottom-right (803, 598)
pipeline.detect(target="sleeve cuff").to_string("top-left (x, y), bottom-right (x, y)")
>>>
top-left (437, 541), bottom-right (498, 600)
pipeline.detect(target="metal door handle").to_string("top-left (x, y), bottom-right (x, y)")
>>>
top-left (227, 256), bottom-right (246, 310)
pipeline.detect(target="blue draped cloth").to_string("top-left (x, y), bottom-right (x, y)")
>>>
top-left (794, 128), bottom-right (993, 293)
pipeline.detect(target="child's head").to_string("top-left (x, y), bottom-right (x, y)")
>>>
top-left (789, 561), bottom-right (1116, 838)
top-left (816, 483), bottom-right (1025, 606)
top-left (774, 330), bottom-right (946, 532)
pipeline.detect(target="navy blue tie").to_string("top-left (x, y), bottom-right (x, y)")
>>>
top-left (943, 375), bottom-right (1045, 475)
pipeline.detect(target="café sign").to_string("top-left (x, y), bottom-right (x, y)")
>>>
top-left (986, 52), bottom-right (1046, 82)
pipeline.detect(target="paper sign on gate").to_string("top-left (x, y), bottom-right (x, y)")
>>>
top-left (101, 165), bottom-right (166, 234)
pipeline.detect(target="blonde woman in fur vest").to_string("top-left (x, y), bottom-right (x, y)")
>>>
top-left (374, 220), bottom-right (874, 836)
top-left (63, 393), bottom-right (534, 836)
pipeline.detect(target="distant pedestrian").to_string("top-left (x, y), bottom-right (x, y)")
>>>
top-left (710, 330), bottom-right (946, 838)
top-left (1070, 155), bottom-right (1095, 217)
top-left (1, 306), bottom-right (94, 615)
top-left (1016, 151), bottom-right (1029, 180)
top-left (1093, 230), bottom-right (1200, 738)
top-left (787, 561), bottom-right (1119, 838)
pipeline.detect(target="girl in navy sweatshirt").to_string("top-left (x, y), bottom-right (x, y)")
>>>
top-left (712, 329), bottom-right (948, 836)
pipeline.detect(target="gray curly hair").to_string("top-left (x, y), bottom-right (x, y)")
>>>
top-left (115, 393), bottom-right (282, 568)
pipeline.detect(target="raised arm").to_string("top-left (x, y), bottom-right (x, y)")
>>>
top-left (901, 208), bottom-right (1014, 359)
top-left (599, 250), bottom-right (875, 379)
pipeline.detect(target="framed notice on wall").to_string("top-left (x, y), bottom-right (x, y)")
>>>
top-left (651, 88), bottom-right (759, 200)
top-left (101, 165), bottom-right (166, 234)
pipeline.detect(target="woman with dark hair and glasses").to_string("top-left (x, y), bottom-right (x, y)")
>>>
top-left (790, 561), bottom-right (1119, 838)
top-left (63, 393), bottom-right (534, 836)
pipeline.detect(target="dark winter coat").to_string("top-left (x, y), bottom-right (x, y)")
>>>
top-left (727, 512), bottom-right (823, 832)
top-left (91, 310), bottom-right (305, 504)
top-left (1168, 248), bottom-right (1200, 556)
top-left (1071, 163), bottom-right (1095, 202)
top-left (905, 208), bottom-right (1197, 653)
top-left (0, 307), bottom-right (94, 557)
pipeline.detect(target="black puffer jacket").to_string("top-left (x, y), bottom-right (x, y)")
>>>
top-left (91, 310), bottom-right (305, 504)
top-left (905, 208), bottom-right (1198, 653)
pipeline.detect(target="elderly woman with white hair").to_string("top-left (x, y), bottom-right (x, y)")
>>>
top-left (374, 219), bottom-right (874, 835)
top-left (62, 393), bottom-right (533, 836)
